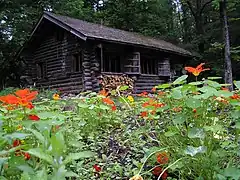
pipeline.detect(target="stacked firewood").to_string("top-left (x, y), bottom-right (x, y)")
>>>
top-left (99, 74), bottom-right (134, 94)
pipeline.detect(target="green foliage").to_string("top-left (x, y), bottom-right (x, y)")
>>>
top-left (1, 74), bottom-right (240, 179)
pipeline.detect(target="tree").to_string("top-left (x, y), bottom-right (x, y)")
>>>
top-left (219, 0), bottom-right (233, 90)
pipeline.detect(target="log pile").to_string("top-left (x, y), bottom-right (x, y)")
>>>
top-left (99, 74), bottom-right (134, 94)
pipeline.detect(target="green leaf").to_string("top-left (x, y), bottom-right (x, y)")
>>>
top-left (188, 128), bottom-right (205, 139)
top-left (206, 80), bottom-right (221, 88)
top-left (189, 81), bottom-right (203, 86)
top-left (164, 130), bottom-right (178, 137)
top-left (173, 75), bottom-right (188, 85)
top-left (38, 112), bottom-right (56, 119)
top-left (215, 90), bottom-right (233, 98)
top-left (17, 165), bottom-right (35, 174)
top-left (78, 103), bottom-right (89, 108)
top-left (235, 122), bottom-right (240, 129)
top-left (65, 171), bottom-right (79, 177)
top-left (119, 85), bottom-right (129, 91)
top-left (185, 146), bottom-right (207, 156)
top-left (27, 148), bottom-right (54, 165)
top-left (171, 89), bottom-right (183, 99)
top-left (199, 86), bottom-right (218, 95)
top-left (223, 167), bottom-right (240, 179)
top-left (52, 166), bottom-right (67, 180)
top-left (208, 77), bottom-right (222, 80)
top-left (234, 80), bottom-right (240, 89)
top-left (5, 133), bottom-right (30, 140)
top-left (173, 114), bottom-right (186, 125)
top-left (157, 83), bottom-right (171, 89)
top-left (20, 172), bottom-right (32, 180)
top-left (186, 98), bottom-right (201, 108)
top-left (36, 168), bottom-right (48, 180)
top-left (63, 151), bottom-right (95, 165)
top-left (99, 104), bottom-right (110, 110)
top-left (51, 132), bottom-right (66, 157)
top-left (204, 125), bottom-right (224, 133)
top-left (26, 128), bottom-right (45, 144)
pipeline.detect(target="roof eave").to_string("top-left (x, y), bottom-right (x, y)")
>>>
top-left (16, 12), bottom-right (87, 59)
top-left (87, 37), bottom-right (193, 58)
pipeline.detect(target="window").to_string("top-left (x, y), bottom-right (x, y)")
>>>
top-left (36, 62), bottom-right (47, 79)
top-left (72, 53), bottom-right (82, 72)
top-left (103, 52), bottom-right (121, 73)
top-left (141, 58), bottom-right (157, 74)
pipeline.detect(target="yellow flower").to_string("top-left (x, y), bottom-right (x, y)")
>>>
top-left (53, 94), bottom-right (60, 100)
top-left (20, 140), bottom-right (25, 144)
top-left (17, 125), bottom-right (23, 131)
top-left (127, 96), bottom-right (134, 102)
top-left (129, 175), bottom-right (143, 180)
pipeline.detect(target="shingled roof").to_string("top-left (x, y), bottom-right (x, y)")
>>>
top-left (26, 12), bottom-right (192, 57)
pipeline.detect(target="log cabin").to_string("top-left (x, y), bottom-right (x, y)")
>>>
top-left (18, 11), bottom-right (193, 94)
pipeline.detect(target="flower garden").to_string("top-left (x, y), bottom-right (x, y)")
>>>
top-left (0, 64), bottom-right (240, 180)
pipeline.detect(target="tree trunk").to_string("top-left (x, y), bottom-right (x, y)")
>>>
top-left (220, 0), bottom-right (233, 90)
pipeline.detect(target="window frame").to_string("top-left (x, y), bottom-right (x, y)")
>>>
top-left (102, 51), bottom-right (122, 73)
top-left (140, 56), bottom-right (158, 75)
top-left (71, 52), bottom-right (83, 73)
top-left (36, 62), bottom-right (47, 79)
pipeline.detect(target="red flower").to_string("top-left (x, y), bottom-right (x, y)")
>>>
top-left (185, 63), bottom-right (210, 76)
top-left (23, 152), bottom-right (31, 160)
top-left (193, 109), bottom-right (197, 113)
top-left (138, 91), bottom-right (148, 97)
top-left (152, 166), bottom-right (168, 180)
top-left (141, 111), bottom-right (148, 118)
top-left (13, 140), bottom-right (21, 147)
top-left (28, 115), bottom-right (40, 121)
top-left (93, 164), bottom-right (101, 172)
top-left (26, 102), bottom-right (34, 109)
top-left (156, 152), bottom-right (169, 164)
top-left (112, 105), bottom-right (117, 111)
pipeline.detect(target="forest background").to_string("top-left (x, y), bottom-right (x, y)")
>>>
top-left (0, 0), bottom-right (239, 88)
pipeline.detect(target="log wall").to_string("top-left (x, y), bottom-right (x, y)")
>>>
top-left (26, 25), bottom-right (84, 94)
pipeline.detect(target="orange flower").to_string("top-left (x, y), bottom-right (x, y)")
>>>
top-left (129, 175), bottom-right (143, 180)
top-left (154, 103), bottom-right (165, 108)
top-left (102, 97), bottom-right (114, 105)
top-left (14, 89), bottom-right (38, 108)
top-left (156, 152), bottom-right (169, 164)
top-left (0, 94), bottom-right (19, 105)
top-left (112, 105), bottom-right (117, 111)
top-left (158, 91), bottom-right (165, 96)
top-left (141, 111), bottom-right (148, 118)
top-left (53, 93), bottom-right (60, 100)
top-left (152, 87), bottom-right (156, 92)
top-left (231, 94), bottom-right (240, 100)
top-left (221, 87), bottom-right (229, 91)
top-left (185, 63), bottom-right (210, 76)
top-left (173, 107), bottom-right (182, 112)
top-left (99, 89), bottom-right (109, 97)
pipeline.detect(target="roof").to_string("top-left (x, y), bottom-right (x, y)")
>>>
top-left (22, 12), bottom-right (192, 57)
